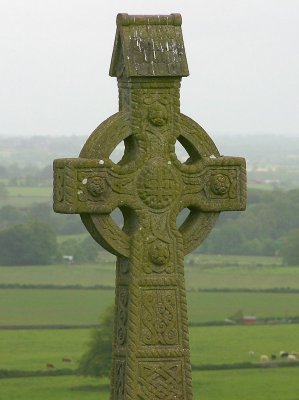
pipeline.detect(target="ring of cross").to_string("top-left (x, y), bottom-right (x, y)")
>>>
top-left (80, 111), bottom-right (220, 257)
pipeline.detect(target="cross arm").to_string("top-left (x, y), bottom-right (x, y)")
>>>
top-left (179, 156), bottom-right (246, 212)
top-left (53, 158), bottom-right (135, 214)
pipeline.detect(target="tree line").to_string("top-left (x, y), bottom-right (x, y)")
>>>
top-left (198, 189), bottom-right (299, 264)
top-left (0, 203), bottom-right (100, 265)
top-left (0, 189), bottom-right (299, 265)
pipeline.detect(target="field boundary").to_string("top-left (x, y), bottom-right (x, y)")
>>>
top-left (1, 361), bottom-right (299, 379)
top-left (2, 283), bottom-right (299, 294)
top-left (192, 361), bottom-right (299, 371)
top-left (0, 324), bottom-right (100, 330)
top-left (2, 318), bottom-right (299, 330)
top-left (0, 368), bottom-right (77, 379)
top-left (0, 284), bottom-right (114, 290)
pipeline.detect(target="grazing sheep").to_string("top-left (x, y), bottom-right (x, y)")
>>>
top-left (248, 351), bottom-right (255, 357)
top-left (46, 363), bottom-right (55, 369)
top-left (271, 354), bottom-right (277, 360)
top-left (62, 357), bottom-right (73, 363)
top-left (287, 354), bottom-right (297, 361)
top-left (280, 351), bottom-right (289, 358)
top-left (290, 352), bottom-right (299, 359)
top-left (260, 355), bottom-right (269, 362)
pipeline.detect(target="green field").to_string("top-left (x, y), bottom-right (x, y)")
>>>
top-left (2, 258), bottom-right (299, 290)
top-left (1, 289), bottom-right (299, 326)
top-left (1, 257), bottom-right (299, 399)
top-left (190, 324), bottom-right (299, 365)
top-left (6, 186), bottom-right (52, 198)
top-left (0, 369), bottom-right (299, 400)
top-left (0, 329), bottom-right (87, 371)
top-left (0, 264), bottom-right (115, 287)
top-left (1, 325), bottom-right (299, 371)
top-left (0, 289), bottom-right (113, 326)
top-left (0, 186), bottom-right (52, 207)
top-left (194, 369), bottom-right (299, 400)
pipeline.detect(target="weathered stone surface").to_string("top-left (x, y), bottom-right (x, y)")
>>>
top-left (53, 13), bottom-right (246, 400)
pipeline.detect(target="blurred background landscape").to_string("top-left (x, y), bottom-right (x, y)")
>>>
top-left (1, 133), bottom-right (299, 399)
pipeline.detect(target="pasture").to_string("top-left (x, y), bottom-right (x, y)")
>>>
top-left (0, 186), bottom-right (52, 207)
top-left (189, 324), bottom-right (299, 365)
top-left (0, 369), bottom-right (299, 400)
top-left (1, 257), bottom-right (299, 290)
top-left (1, 257), bottom-right (299, 399)
top-left (1, 325), bottom-right (299, 371)
top-left (1, 289), bottom-right (299, 326)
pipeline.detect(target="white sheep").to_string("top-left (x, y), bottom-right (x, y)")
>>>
top-left (260, 354), bottom-right (269, 362)
top-left (287, 354), bottom-right (297, 361)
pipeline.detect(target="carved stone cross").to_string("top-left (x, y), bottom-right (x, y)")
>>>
top-left (53, 13), bottom-right (246, 400)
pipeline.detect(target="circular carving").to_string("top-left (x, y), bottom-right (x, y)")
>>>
top-left (150, 241), bottom-right (169, 266)
top-left (137, 163), bottom-right (181, 210)
top-left (147, 102), bottom-right (168, 127)
top-left (210, 174), bottom-right (230, 195)
top-left (86, 176), bottom-right (107, 197)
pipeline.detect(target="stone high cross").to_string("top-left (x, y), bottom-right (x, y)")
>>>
top-left (53, 14), bottom-right (246, 400)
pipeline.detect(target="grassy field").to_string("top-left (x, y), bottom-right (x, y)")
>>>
top-left (1, 289), bottom-right (299, 326)
top-left (1, 256), bottom-right (299, 399)
top-left (1, 258), bottom-right (299, 290)
top-left (6, 186), bottom-right (52, 198)
top-left (0, 369), bottom-right (299, 400)
top-left (190, 324), bottom-right (299, 365)
top-left (0, 185), bottom-right (52, 207)
top-left (0, 376), bottom-right (109, 400)
top-left (1, 325), bottom-right (299, 371)
top-left (0, 289), bottom-right (113, 326)
top-left (0, 329), bottom-right (87, 371)
top-left (194, 369), bottom-right (299, 400)
top-left (0, 264), bottom-right (115, 287)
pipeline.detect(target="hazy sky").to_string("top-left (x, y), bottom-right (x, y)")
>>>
top-left (0, 0), bottom-right (298, 138)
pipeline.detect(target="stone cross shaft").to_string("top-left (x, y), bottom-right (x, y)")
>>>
top-left (53, 14), bottom-right (246, 400)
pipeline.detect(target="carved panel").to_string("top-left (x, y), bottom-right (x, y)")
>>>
top-left (116, 287), bottom-right (129, 346)
top-left (140, 289), bottom-right (179, 346)
top-left (204, 168), bottom-right (237, 199)
top-left (137, 360), bottom-right (184, 400)
top-left (114, 359), bottom-right (126, 400)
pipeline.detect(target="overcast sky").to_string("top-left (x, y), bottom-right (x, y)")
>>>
top-left (0, 0), bottom-right (298, 138)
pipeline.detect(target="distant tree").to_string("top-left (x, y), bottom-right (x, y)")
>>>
top-left (280, 229), bottom-right (299, 266)
top-left (78, 306), bottom-right (114, 378)
top-left (200, 225), bottom-right (246, 255)
top-left (37, 165), bottom-right (52, 180)
top-left (57, 214), bottom-right (86, 235)
top-left (0, 182), bottom-right (8, 199)
top-left (0, 165), bottom-right (7, 178)
top-left (58, 236), bottom-right (101, 263)
top-left (0, 205), bottom-right (26, 230)
top-left (0, 220), bottom-right (58, 265)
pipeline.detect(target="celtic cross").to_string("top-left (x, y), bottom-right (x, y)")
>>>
top-left (53, 14), bottom-right (246, 400)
